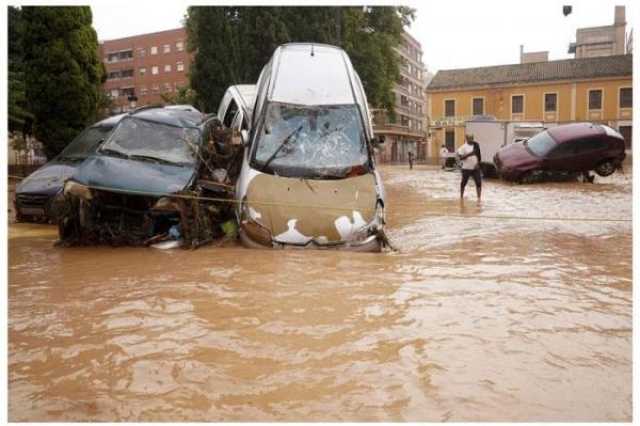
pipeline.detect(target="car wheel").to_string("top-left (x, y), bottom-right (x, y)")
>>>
top-left (594, 160), bottom-right (616, 177)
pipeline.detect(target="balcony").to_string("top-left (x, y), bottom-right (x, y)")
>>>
top-left (373, 122), bottom-right (426, 140)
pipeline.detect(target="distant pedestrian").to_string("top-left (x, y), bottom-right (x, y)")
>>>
top-left (408, 151), bottom-right (414, 169)
top-left (440, 144), bottom-right (449, 169)
top-left (457, 134), bottom-right (482, 201)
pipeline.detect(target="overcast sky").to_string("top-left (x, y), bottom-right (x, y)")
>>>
top-left (91, 0), bottom-right (636, 73)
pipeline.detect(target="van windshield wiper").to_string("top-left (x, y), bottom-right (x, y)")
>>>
top-left (57, 155), bottom-right (87, 162)
top-left (129, 154), bottom-right (182, 166)
top-left (261, 125), bottom-right (303, 172)
top-left (100, 147), bottom-right (130, 159)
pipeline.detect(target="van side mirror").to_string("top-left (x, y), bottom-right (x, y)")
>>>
top-left (240, 129), bottom-right (249, 146)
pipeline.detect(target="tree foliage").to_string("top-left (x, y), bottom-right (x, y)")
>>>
top-left (21, 6), bottom-right (104, 159)
top-left (8, 6), bottom-right (32, 135)
top-left (185, 6), bottom-right (415, 113)
top-left (161, 86), bottom-right (198, 106)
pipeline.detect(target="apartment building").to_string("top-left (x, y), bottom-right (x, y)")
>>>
top-left (427, 54), bottom-right (633, 156)
top-left (99, 28), bottom-right (191, 113)
top-left (373, 31), bottom-right (427, 163)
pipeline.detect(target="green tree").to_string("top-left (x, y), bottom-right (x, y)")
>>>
top-left (160, 86), bottom-right (197, 106)
top-left (185, 6), bottom-right (414, 114)
top-left (21, 6), bottom-right (104, 159)
top-left (8, 6), bottom-right (32, 135)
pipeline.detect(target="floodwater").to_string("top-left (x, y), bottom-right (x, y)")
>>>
top-left (8, 166), bottom-right (632, 421)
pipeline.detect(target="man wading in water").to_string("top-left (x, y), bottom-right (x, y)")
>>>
top-left (457, 134), bottom-right (482, 202)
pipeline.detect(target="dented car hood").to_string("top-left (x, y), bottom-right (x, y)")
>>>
top-left (244, 172), bottom-right (378, 245)
top-left (72, 155), bottom-right (196, 195)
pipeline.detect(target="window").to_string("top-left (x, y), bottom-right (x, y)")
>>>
top-left (152, 84), bottom-right (159, 94)
top-left (176, 41), bottom-right (184, 52)
top-left (140, 87), bottom-right (148, 96)
top-left (121, 87), bottom-right (135, 98)
top-left (575, 138), bottom-right (607, 154)
top-left (588, 89), bottom-right (602, 110)
top-left (164, 64), bottom-right (171, 73)
top-left (120, 69), bottom-right (134, 78)
top-left (107, 71), bottom-right (120, 80)
top-left (400, 95), bottom-right (409, 106)
top-left (137, 48), bottom-right (146, 58)
top-left (620, 87), bottom-right (632, 108)
top-left (526, 131), bottom-right (557, 157)
top-left (445, 129), bottom-right (455, 151)
top-left (444, 100), bottom-right (455, 117)
top-left (163, 44), bottom-right (170, 53)
top-left (223, 100), bottom-right (239, 128)
top-left (548, 141), bottom-right (577, 158)
top-left (139, 67), bottom-right (146, 76)
top-left (472, 98), bottom-right (484, 115)
top-left (107, 49), bottom-right (133, 63)
top-left (150, 46), bottom-right (158, 55)
top-left (512, 95), bottom-right (524, 114)
top-left (151, 66), bottom-right (159, 75)
top-left (401, 115), bottom-right (409, 126)
top-left (163, 83), bottom-right (172, 92)
top-left (176, 61), bottom-right (184, 72)
top-left (102, 117), bottom-right (199, 165)
top-left (110, 89), bottom-right (119, 98)
top-left (252, 104), bottom-right (368, 176)
top-left (544, 93), bottom-right (557, 112)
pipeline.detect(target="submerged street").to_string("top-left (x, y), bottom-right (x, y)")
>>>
top-left (8, 165), bottom-right (632, 421)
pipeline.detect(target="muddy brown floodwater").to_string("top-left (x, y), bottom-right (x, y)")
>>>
top-left (8, 166), bottom-right (632, 421)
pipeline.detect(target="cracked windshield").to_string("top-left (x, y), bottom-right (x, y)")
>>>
top-left (254, 103), bottom-right (369, 177)
top-left (103, 117), bottom-right (200, 165)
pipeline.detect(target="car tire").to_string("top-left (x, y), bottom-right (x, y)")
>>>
top-left (594, 160), bottom-right (616, 177)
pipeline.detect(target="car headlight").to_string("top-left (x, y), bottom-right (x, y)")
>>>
top-left (63, 180), bottom-right (93, 200)
top-left (239, 198), bottom-right (272, 245)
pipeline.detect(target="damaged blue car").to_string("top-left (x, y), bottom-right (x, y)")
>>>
top-left (14, 114), bottom-right (124, 222)
top-left (56, 105), bottom-right (242, 247)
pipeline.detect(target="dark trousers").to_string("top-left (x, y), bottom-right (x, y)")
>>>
top-left (461, 168), bottom-right (482, 192)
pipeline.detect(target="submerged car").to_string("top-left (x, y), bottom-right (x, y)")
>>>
top-left (494, 123), bottom-right (626, 183)
top-left (226, 43), bottom-right (387, 252)
top-left (14, 114), bottom-right (124, 221)
top-left (57, 105), bottom-right (239, 247)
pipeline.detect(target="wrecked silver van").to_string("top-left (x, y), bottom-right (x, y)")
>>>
top-left (231, 43), bottom-right (387, 251)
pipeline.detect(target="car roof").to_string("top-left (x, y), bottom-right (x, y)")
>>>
top-left (129, 106), bottom-right (203, 128)
top-left (548, 122), bottom-right (605, 143)
top-left (269, 43), bottom-right (356, 106)
top-left (93, 113), bottom-right (126, 128)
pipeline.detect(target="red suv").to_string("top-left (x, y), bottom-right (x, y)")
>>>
top-left (494, 123), bottom-right (626, 183)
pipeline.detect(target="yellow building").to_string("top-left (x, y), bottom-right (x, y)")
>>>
top-left (426, 54), bottom-right (633, 158)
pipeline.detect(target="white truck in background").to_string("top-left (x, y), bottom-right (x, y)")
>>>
top-left (465, 116), bottom-right (548, 177)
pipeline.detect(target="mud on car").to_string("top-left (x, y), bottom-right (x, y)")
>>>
top-left (223, 43), bottom-right (388, 252)
top-left (494, 122), bottom-right (626, 183)
top-left (55, 105), bottom-right (243, 247)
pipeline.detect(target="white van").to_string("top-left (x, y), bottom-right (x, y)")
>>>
top-left (221, 43), bottom-right (387, 251)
